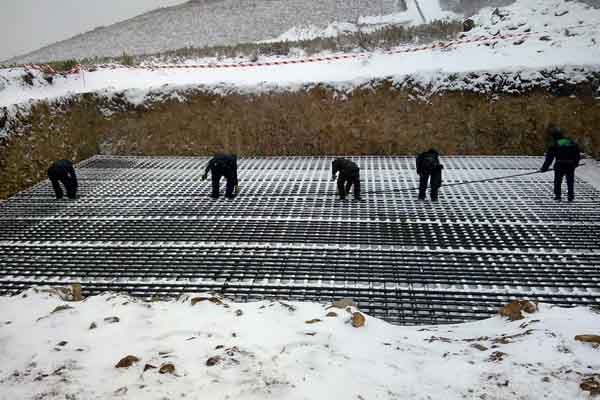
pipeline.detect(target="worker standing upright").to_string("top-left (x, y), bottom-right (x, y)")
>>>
top-left (540, 127), bottom-right (581, 202)
top-left (416, 149), bottom-right (443, 202)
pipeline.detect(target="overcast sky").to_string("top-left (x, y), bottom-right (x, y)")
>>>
top-left (0, 0), bottom-right (189, 61)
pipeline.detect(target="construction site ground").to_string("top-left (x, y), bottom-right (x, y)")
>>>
top-left (0, 155), bottom-right (598, 325)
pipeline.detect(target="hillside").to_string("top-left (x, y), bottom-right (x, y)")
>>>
top-left (6, 0), bottom-right (536, 64)
top-left (7, 0), bottom-right (407, 63)
top-left (1, 0), bottom-right (599, 110)
top-left (8, 0), bottom-right (552, 63)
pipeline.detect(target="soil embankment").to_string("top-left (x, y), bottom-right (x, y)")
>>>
top-left (1, 82), bottom-right (598, 199)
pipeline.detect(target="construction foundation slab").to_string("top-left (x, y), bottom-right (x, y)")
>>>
top-left (1, 155), bottom-right (598, 325)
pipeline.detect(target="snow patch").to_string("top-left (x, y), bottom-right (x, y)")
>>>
top-left (262, 0), bottom-right (460, 43)
top-left (577, 158), bottom-right (600, 192)
top-left (0, 287), bottom-right (599, 399)
top-left (262, 22), bottom-right (361, 43)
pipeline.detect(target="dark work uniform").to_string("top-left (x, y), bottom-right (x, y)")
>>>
top-left (332, 158), bottom-right (361, 200)
top-left (541, 136), bottom-right (581, 201)
top-left (204, 154), bottom-right (238, 199)
top-left (47, 159), bottom-right (78, 199)
top-left (416, 149), bottom-right (443, 201)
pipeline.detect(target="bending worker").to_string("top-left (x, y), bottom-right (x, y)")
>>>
top-left (47, 159), bottom-right (78, 200)
top-left (202, 154), bottom-right (239, 199)
top-left (540, 127), bottom-right (581, 202)
top-left (416, 148), bottom-right (443, 202)
top-left (332, 157), bottom-right (361, 201)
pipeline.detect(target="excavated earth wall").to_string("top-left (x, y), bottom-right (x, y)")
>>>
top-left (1, 82), bottom-right (599, 199)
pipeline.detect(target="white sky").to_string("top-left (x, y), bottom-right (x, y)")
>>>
top-left (0, 0), bottom-right (189, 62)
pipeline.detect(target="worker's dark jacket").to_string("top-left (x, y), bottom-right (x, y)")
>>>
top-left (541, 137), bottom-right (581, 172)
top-left (47, 159), bottom-right (78, 199)
top-left (332, 158), bottom-right (359, 178)
top-left (205, 154), bottom-right (238, 198)
top-left (205, 154), bottom-right (238, 185)
top-left (416, 150), bottom-right (443, 200)
top-left (416, 150), bottom-right (443, 176)
top-left (332, 158), bottom-right (361, 199)
top-left (541, 137), bottom-right (581, 201)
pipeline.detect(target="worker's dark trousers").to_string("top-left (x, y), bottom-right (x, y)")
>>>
top-left (418, 168), bottom-right (442, 201)
top-left (338, 171), bottom-right (361, 200)
top-left (50, 177), bottom-right (77, 199)
top-left (554, 168), bottom-right (575, 200)
top-left (211, 171), bottom-right (235, 198)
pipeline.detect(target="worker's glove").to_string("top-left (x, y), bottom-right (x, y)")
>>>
top-left (201, 174), bottom-right (207, 181)
top-left (331, 175), bottom-right (336, 181)
top-left (234, 185), bottom-right (240, 195)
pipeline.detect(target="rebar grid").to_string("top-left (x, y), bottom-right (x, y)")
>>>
top-left (1, 155), bottom-right (598, 325)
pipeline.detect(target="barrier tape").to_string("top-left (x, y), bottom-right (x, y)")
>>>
top-left (87, 30), bottom-right (537, 72)
top-left (24, 63), bottom-right (82, 75)
top-left (20, 21), bottom-right (596, 74)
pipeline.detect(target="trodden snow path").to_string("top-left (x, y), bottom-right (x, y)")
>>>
top-left (0, 155), bottom-right (599, 325)
top-left (0, 288), bottom-right (599, 400)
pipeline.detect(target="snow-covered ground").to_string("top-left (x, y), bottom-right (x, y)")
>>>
top-left (577, 159), bottom-right (600, 191)
top-left (5, 0), bottom-right (407, 64)
top-left (0, 0), bottom-right (598, 114)
top-left (262, 0), bottom-right (458, 43)
top-left (0, 287), bottom-right (599, 399)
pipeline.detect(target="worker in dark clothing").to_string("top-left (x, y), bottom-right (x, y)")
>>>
top-left (47, 159), bottom-right (78, 200)
top-left (202, 154), bottom-right (239, 199)
top-left (331, 158), bottom-right (361, 200)
top-left (540, 127), bottom-right (581, 202)
top-left (416, 149), bottom-right (443, 202)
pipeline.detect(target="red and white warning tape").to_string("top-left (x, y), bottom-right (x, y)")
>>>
top-left (93, 31), bottom-right (537, 71)
top-left (23, 63), bottom-right (82, 75)
top-left (20, 30), bottom-right (539, 74)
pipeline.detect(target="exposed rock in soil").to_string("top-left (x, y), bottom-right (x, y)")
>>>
top-left (351, 312), bottom-right (366, 328)
top-left (498, 300), bottom-right (537, 321)
top-left (159, 363), bottom-right (176, 375)
top-left (580, 375), bottom-right (600, 396)
top-left (115, 355), bottom-right (140, 368)
top-left (206, 356), bottom-right (222, 367)
top-left (575, 335), bottom-right (600, 344)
